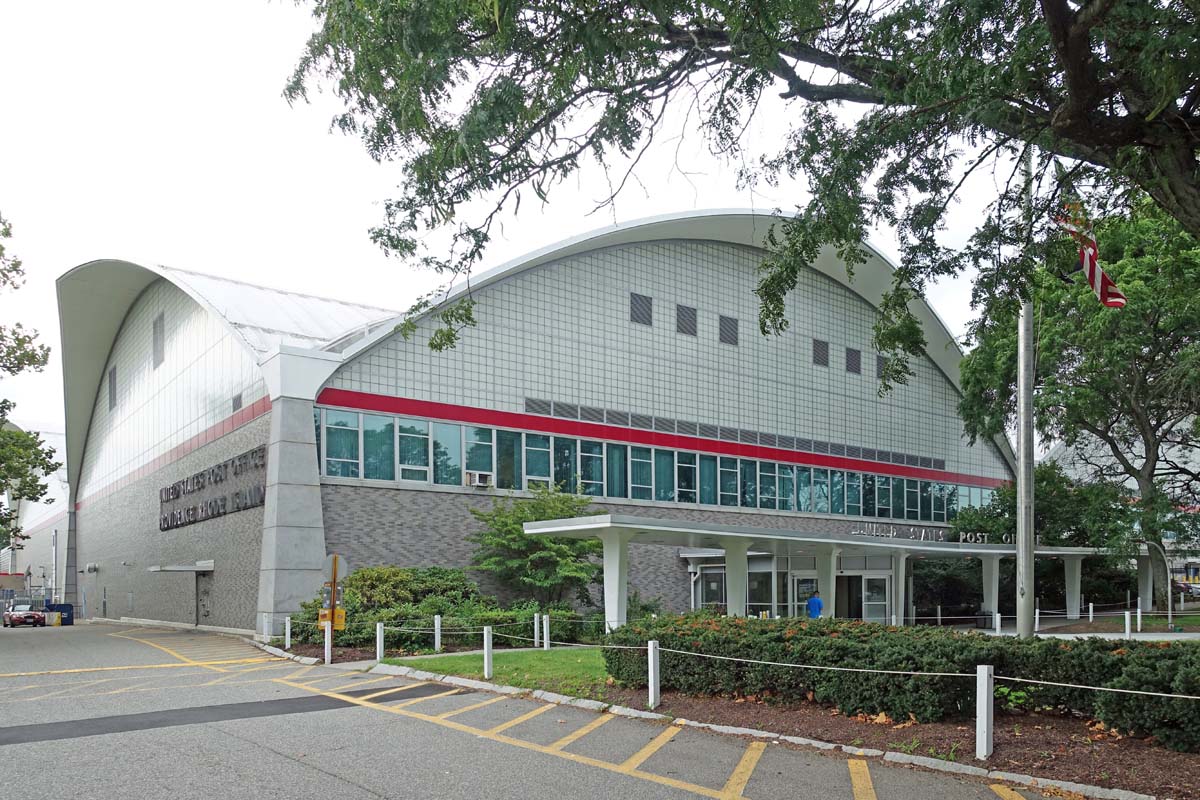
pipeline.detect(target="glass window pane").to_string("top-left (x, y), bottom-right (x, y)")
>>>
top-left (831, 470), bottom-right (845, 514)
top-left (553, 437), bottom-right (577, 490)
top-left (740, 460), bottom-right (757, 507)
top-left (812, 468), bottom-right (829, 513)
top-left (525, 440), bottom-right (550, 480)
top-left (326, 410), bottom-right (358, 428)
top-left (863, 474), bottom-right (875, 516)
top-left (580, 440), bottom-right (604, 496)
top-left (876, 476), bottom-right (891, 517)
top-left (932, 483), bottom-right (946, 522)
top-left (699, 455), bottom-right (718, 505)
top-left (400, 467), bottom-right (427, 481)
top-left (980, 488), bottom-right (993, 506)
top-left (465, 427), bottom-right (493, 472)
top-left (606, 444), bottom-right (628, 498)
top-left (433, 423), bottom-right (462, 485)
top-left (655, 450), bottom-right (675, 501)
top-left (362, 414), bottom-right (395, 480)
top-left (397, 419), bottom-right (428, 436)
top-left (919, 480), bottom-right (933, 521)
top-left (496, 430), bottom-right (523, 490)
top-left (676, 452), bottom-right (696, 503)
top-left (326, 459), bottom-right (359, 478)
top-left (946, 485), bottom-right (958, 520)
top-left (399, 434), bottom-right (429, 467)
top-left (631, 447), bottom-right (652, 499)
top-left (314, 409), bottom-right (321, 469)
top-left (325, 427), bottom-right (358, 461)
top-left (796, 467), bottom-right (811, 511)
top-left (719, 457), bottom-right (738, 506)
top-left (892, 478), bottom-right (907, 519)
top-left (906, 479), bottom-right (920, 520)
top-left (758, 462), bottom-right (776, 509)
top-left (846, 472), bottom-right (861, 516)
top-left (778, 465), bottom-right (794, 511)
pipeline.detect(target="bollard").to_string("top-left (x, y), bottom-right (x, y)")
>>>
top-left (324, 620), bottom-right (332, 665)
top-left (533, 612), bottom-right (541, 648)
top-left (1034, 608), bottom-right (1040, 633)
top-left (1137, 607), bottom-right (1142, 633)
top-left (1124, 611), bottom-right (1132, 639)
top-left (542, 613), bottom-right (551, 651)
top-left (285, 616), bottom-right (292, 650)
top-left (994, 612), bottom-right (1001, 635)
top-left (483, 626), bottom-right (493, 680)
top-left (376, 621), bottom-right (385, 662)
top-left (648, 640), bottom-right (661, 710)
top-left (262, 612), bottom-right (270, 640)
top-left (1088, 603), bottom-right (1094, 623)
top-left (1126, 589), bottom-right (1131, 609)
top-left (937, 605), bottom-right (942, 626)
top-left (891, 613), bottom-right (898, 627)
top-left (1168, 594), bottom-right (1173, 629)
top-left (434, 614), bottom-right (442, 653)
top-left (975, 664), bottom-right (994, 761)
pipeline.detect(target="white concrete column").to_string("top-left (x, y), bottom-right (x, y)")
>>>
top-left (600, 530), bottom-right (632, 630)
top-left (815, 546), bottom-right (840, 618)
top-left (1137, 555), bottom-right (1154, 611)
top-left (723, 539), bottom-right (750, 617)
top-left (892, 552), bottom-right (908, 627)
top-left (1064, 556), bottom-right (1083, 620)
top-left (982, 555), bottom-right (1000, 616)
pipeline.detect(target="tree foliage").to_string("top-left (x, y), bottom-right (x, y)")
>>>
top-left (0, 212), bottom-right (59, 550)
top-left (290, 0), bottom-right (1200, 385)
top-left (959, 199), bottom-right (1200, 605)
top-left (468, 483), bottom-right (603, 606)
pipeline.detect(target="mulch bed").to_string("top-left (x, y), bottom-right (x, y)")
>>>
top-left (287, 642), bottom-right (379, 663)
top-left (603, 688), bottom-right (1200, 799)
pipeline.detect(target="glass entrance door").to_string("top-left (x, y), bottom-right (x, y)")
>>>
top-left (863, 576), bottom-right (889, 623)
top-left (791, 575), bottom-right (818, 617)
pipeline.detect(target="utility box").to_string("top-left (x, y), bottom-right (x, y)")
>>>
top-left (45, 603), bottom-right (74, 626)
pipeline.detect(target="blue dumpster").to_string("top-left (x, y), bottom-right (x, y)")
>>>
top-left (46, 603), bottom-right (74, 625)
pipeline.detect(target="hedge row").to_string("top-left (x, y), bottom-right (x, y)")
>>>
top-left (603, 614), bottom-right (1200, 752)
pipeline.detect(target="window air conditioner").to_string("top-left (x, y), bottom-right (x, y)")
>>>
top-left (467, 472), bottom-right (493, 488)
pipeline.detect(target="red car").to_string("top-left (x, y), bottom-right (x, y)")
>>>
top-left (3, 604), bottom-right (46, 628)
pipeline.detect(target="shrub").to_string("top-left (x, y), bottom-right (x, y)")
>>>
top-left (604, 613), bottom-right (1200, 751)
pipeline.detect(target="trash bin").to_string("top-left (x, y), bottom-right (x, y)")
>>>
top-left (46, 603), bottom-right (74, 626)
top-left (45, 612), bottom-right (61, 626)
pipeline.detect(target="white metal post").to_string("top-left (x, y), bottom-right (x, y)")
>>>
top-left (1088, 603), bottom-right (1093, 623)
top-left (285, 616), bottom-right (292, 650)
top-left (975, 664), bottom-right (994, 761)
top-left (994, 612), bottom-right (1002, 635)
top-left (483, 626), bottom-right (493, 680)
top-left (1034, 608), bottom-right (1040, 633)
top-left (1136, 607), bottom-right (1142, 632)
top-left (1124, 611), bottom-right (1132, 639)
top-left (323, 620), bottom-right (332, 665)
top-left (533, 612), bottom-right (540, 647)
top-left (648, 640), bottom-right (661, 710)
top-left (891, 613), bottom-right (898, 627)
top-left (434, 614), bottom-right (442, 653)
top-left (542, 613), bottom-right (551, 651)
top-left (1127, 589), bottom-right (1131, 608)
top-left (376, 621), bottom-right (384, 662)
top-left (937, 605), bottom-right (942, 626)
top-left (262, 612), bottom-right (270, 640)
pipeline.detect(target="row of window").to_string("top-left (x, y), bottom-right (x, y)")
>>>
top-left (316, 409), bottom-right (994, 522)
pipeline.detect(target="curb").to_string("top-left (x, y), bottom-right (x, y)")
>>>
top-left (240, 637), bottom-right (319, 665)
top-left (365, 662), bottom-right (1156, 800)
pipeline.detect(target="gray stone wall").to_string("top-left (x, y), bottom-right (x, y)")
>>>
top-left (75, 414), bottom-right (270, 630)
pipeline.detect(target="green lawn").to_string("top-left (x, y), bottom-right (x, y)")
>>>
top-left (1053, 613), bottom-right (1200, 634)
top-left (384, 647), bottom-right (610, 700)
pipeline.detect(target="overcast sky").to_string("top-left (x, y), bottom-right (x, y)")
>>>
top-left (0, 1), bottom-right (987, 438)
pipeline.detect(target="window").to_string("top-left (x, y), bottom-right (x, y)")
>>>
top-left (970, 486), bottom-right (983, 508)
top-left (892, 478), bottom-right (908, 519)
top-left (813, 339), bottom-right (829, 367)
top-left (932, 483), bottom-right (946, 522)
top-left (748, 571), bottom-right (773, 617)
top-left (553, 437), bottom-right (578, 489)
top-left (676, 452), bottom-right (697, 502)
top-left (152, 313), bottom-right (165, 368)
top-left (231, 393), bottom-right (242, 413)
top-left (778, 465), bottom-right (795, 511)
top-left (699, 455), bottom-right (718, 505)
top-left (465, 427), bottom-right (493, 474)
top-left (700, 567), bottom-right (725, 609)
top-left (877, 354), bottom-right (887, 378)
top-left (580, 440), bottom-right (604, 496)
top-left (919, 480), bottom-right (933, 522)
top-left (398, 419), bottom-right (430, 481)
top-left (606, 444), bottom-right (628, 498)
top-left (980, 488), bottom-right (993, 507)
top-left (718, 457), bottom-right (738, 506)
top-left (108, 366), bottom-right (117, 411)
top-left (631, 447), bottom-right (653, 499)
top-left (846, 472), bottom-right (862, 516)
top-left (432, 423), bottom-right (462, 485)
top-left (313, 409), bottom-right (321, 468)
top-left (758, 462), bottom-right (777, 509)
top-left (831, 470), bottom-right (845, 514)
top-left (676, 304), bottom-right (697, 336)
top-left (325, 410), bottom-right (360, 478)
top-left (846, 348), bottom-right (861, 374)
top-left (719, 315), bottom-right (738, 345)
top-left (876, 476), bottom-right (891, 517)
top-left (739, 459), bottom-right (757, 507)
top-left (812, 468), bottom-right (830, 513)
top-left (362, 414), bottom-right (395, 480)
top-left (496, 430), bottom-right (523, 489)
top-left (945, 484), bottom-right (958, 520)
top-left (906, 478), bottom-right (920, 520)
top-left (630, 293), bottom-right (653, 325)
top-left (654, 449), bottom-right (675, 501)
top-left (863, 474), bottom-right (875, 516)
top-left (796, 467), bottom-right (812, 511)
top-left (525, 434), bottom-right (551, 488)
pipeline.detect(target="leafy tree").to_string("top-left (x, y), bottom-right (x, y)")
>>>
top-left (0, 212), bottom-right (59, 549)
top-left (289, 0), bottom-right (1200, 384)
top-left (959, 200), bottom-right (1200, 608)
top-left (469, 483), bottom-right (602, 606)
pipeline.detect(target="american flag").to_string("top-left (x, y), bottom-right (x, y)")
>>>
top-left (1051, 203), bottom-right (1127, 308)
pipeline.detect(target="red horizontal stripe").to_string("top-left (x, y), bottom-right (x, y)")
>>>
top-left (317, 388), bottom-right (1006, 488)
top-left (74, 396), bottom-right (272, 511)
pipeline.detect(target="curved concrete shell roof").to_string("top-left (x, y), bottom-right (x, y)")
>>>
top-left (56, 259), bottom-right (397, 491)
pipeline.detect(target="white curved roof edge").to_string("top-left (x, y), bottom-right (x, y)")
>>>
top-left (334, 208), bottom-right (1016, 474)
top-left (55, 258), bottom-right (395, 496)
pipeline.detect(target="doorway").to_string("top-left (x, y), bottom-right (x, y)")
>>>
top-left (835, 575), bottom-right (890, 621)
top-left (791, 575), bottom-right (819, 617)
top-left (195, 572), bottom-right (213, 625)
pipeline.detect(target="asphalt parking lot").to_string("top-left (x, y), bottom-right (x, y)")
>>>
top-left (0, 623), bottom-right (1040, 799)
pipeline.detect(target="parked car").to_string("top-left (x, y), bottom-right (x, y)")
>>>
top-left (2, 604), bottom-right (46, 628)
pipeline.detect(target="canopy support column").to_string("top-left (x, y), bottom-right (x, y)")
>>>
top-left (982, 555), bottom-right (1000, 619)
top-left (601, 530), bottom-right (632, 630)
top-left (816, 546), bottom-right (840, 618)
top-left (892, 552), bottom-right (908, 626)
top-left (1064, 556), bottom-right (1083, 620)
top-left (723, 540), bottom-right (749, 617)
top-left (1137, 555), bottom-right (1154, 611)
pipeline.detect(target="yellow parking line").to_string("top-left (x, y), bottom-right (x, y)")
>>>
top-left (361, 683), bottom-right (430, 701)
top-left (106, 631), bottom-right (228, 672)
top-left (274, 679), bottom-right (726, 800)
top-left (547, 713), bottom-right (614, 751)
top-left (489, 703), bottom-right (554, 733)
top-left (282, 664), bottom-right (316, 680)
top-left (721, 741), bottom-right (766, 798)
top-left (620, 725), bottom-right (680, 771)
top-left (437, 694), bottom-right (506, 719)
top-left (0, 660), bottom-right (263, 678)
top-left (327, 675), bottom-right (395, 692)
top-left (848, 759), bottom-right (878, 800)
top-left (989, 785), bottom-right (1026, 799)
top-left (393, 688), bottom-right (459, 708)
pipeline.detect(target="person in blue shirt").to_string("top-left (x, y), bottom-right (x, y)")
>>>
top-left (805, 590), bottom-right (824, 619)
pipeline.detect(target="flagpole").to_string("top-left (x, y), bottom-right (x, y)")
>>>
top-left (1016, 150), bottom-right (1036, 639)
